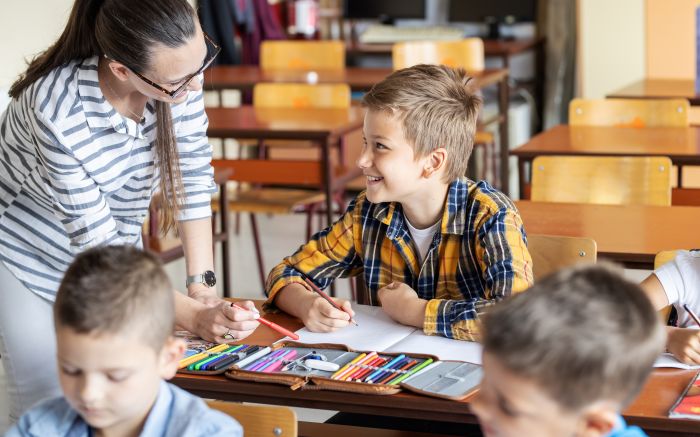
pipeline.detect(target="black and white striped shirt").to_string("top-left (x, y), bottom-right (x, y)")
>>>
top-left (0, 56), bottom-right (215, 300)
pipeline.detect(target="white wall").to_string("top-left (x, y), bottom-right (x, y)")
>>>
top-left (0, 1), bottom-right (74, 88)
top-left (577, 0), bottom-right (645, 98)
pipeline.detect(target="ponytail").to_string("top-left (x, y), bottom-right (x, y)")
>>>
top-left (154, 100), bottom-right (184, 235)
top-left (9, 0), bottom-right (103, 98)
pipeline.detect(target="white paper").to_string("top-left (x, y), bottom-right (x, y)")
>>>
top-left (653, 352), bottom-right (700, 370)
top-left (293, 304), bottom-right (483, 363)
top-left (384, 330), bottom-right (483, 365)
top-left (293, 304), bottom-right (417, 351)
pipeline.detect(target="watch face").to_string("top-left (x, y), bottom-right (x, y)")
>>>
top-left (204, 270), bottom-right (217, 287)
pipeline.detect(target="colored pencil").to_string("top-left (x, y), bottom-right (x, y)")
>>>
top-left (388, 358), bottom-right (434, 385)
top-left (231, 303), bottom-right (300, 340)
top-left (684, 304), bottom-right (700, 327)
top-left (338, 351), bottom-right (377, 381)
top-left (303, 277), bottom-right (358, 326)
top-left (331, 353), bottom-right (367, 379)
top-left (365, 354), bottom-right (405, 383)
top-left (178, 343), bottom-right (229, 369)
top-left (366, 357), bottom-right (408, 384)
top-left (376, 359), bottom-right (418, 385)
top-left (350, 357), bottom-right (386, 382)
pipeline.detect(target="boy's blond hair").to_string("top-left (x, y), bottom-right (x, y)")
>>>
top-left (362, 64), bottom-right (482, 181)
top-left (482, 263), bottom-right (665, 411)
top-left (54, 245), bottom-right (174, 350)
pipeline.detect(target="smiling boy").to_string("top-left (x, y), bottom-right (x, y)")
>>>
top-left (265, 64), bottom-right (533, 340)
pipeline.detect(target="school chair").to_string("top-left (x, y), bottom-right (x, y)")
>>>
top-left (260, 40), bottom-right (345, 70)
top-left (530, 155), bottom-right (673, 206)
top-left (654, 250), bottom-right (680, 323)
top-left (211, 158), bottom-right (344, 289)
top-left (569, 98), bottom-right (690, 128)
top-left (206, 401), bottom-right (297, 437)
top-left (391, 39), bottom-right (496, 182)
top-left (143, 169), bottom-right (232, 296)
top-left (527, 234), bottom-right (597, 281)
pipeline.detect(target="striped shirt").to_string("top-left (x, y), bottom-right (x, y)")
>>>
top-left (265, 178), bottom-right (534, 341)
top-left (0, 56), bottom-right (215, 300)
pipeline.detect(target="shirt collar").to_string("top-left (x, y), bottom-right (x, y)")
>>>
top-left (372, 178), bottom-right (472, 239)
top-left (139, 380), bottom-right (173, 435)
top-left (77, 56), bottom-right (148, 139)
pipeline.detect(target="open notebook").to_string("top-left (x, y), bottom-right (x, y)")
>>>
top-left (289, 304), bottom-right (483, 364)
top-left (654, 353), bottom-right (700, 370)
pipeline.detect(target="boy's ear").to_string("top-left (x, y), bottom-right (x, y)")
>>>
top-left (159, 336), bottom-right (186, 380)
top-left (423, 147), bottom-right (448, 178)
top-left (575, 402), bottom-right (618, 437)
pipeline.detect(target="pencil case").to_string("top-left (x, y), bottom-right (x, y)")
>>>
top-left (178, 343), bottom-right (266, 375)
top-left (224, 341), bottom-right (479, 399)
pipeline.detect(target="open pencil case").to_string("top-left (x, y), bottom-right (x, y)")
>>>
top-left (224, 341), bottom-right (482, 400)
top-left (178, 343), bottom-right (263, 376)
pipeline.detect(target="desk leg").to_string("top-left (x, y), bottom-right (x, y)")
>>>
top-left (498, 74), bottom-right (510, 195)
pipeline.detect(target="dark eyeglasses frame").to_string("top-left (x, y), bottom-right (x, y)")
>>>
top-left (105, 32), bottom-right (221, 99)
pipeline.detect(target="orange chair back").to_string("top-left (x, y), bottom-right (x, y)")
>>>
top-left (392, 38), bottom-right (485, 70)
top-left (260, 40), bottom-right (345, 70)
top-left (253, 83), bottom-right (350, 109)
top-left (212, 159), bottom-right (323, 186)
top-left (569, 98), bottom-right (689, 127)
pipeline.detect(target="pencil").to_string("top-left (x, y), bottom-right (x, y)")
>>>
top-left (303, 277), bottom-right (358, 326)
top-left (376, 359), bottom-right (418, 385)
top-left (331, 352), bottom-right (367, 379)
top-left (231, 303), bottom-right (300, 340)
top-left (683, 304), bottom-right (700, 327)
top-left (178, 343), bottom-right (229, 369)
top-left (387, 358), bottom-right (434, 385)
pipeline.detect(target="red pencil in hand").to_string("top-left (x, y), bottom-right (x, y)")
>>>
top-left (231, 302), bottom-right (300, 340)
top-left (303, 277), bottom-right (358, 326)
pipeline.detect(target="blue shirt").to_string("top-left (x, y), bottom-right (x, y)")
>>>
top-left (6, 381), bottom-right (242, 437)
top-left (607, 415), bottom-right (648, 437)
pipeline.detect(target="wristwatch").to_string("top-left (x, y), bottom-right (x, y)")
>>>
top-left (186, 270), bottom-right (216, 288)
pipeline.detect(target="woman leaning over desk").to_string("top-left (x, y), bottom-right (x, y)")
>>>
top-left (0, 0), bottom-right (259, 424)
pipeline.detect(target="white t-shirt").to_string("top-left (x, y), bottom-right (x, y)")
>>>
top-left (405, 218), bottom-right (441, 264)
top-left (654, 250), bottom-right (700, 327)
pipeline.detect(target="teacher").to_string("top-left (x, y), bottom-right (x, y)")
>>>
top-left (0, 0), bottom-right (259, 425)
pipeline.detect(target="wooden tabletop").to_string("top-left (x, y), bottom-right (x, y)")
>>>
top-left (206, 106), bottom-right (365, 140)
top-left (346, 37), bottom-right (544, 58)
top-left (203, 65), bottom-right (507, 92)
top-left (172, 301), bottom-right (700, 435)
top-left (510, 125), bottom-right (700, 165)
top-left (516, 200), bottom-right (700, 268)
top-left (608, 78), bottom-right (700, 105)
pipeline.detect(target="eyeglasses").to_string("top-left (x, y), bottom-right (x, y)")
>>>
top-left (106, 32), bottom-right (221, 99)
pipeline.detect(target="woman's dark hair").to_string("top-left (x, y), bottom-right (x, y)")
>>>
top-left (10, 0), bottom-right (198, 234)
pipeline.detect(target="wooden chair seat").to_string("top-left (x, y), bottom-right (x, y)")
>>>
top-left (216, 188), bottom-right (326, 214)
top-left (207, 401), bottom-right (297, 437)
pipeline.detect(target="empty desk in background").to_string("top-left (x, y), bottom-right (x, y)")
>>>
top-left (608, 78), bottom-right (700, 126)
top-left (510, 124), bottom-right (700, 200)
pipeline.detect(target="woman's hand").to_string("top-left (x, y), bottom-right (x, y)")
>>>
top-left (192, 299), bottom-right (260, 343)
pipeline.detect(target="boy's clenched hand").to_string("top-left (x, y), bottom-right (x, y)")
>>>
top-left (378, 282), bottom-right (427, 328)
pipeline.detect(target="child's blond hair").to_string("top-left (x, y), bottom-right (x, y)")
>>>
top-left (362, 64), bottom-right (482, 181)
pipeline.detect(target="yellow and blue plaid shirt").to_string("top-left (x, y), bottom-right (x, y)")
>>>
top-left (265, 178), bottom-right (533, 341)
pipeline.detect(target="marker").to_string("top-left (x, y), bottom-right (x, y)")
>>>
top-left (263, 350), bottom-right (298, 373)
top-left (303, 277), bottom-right (358, 326)
top-left (258, 349), bottom-right (295, 372)
top-left (202, 344), bottom-right (252, 371)
top-left (231, 303), bottom-right (300, 340)
top-left (245, 349), bottom-right (285, 371)
top-left (178, 343), bottom-right (229, 369)
top-left (191, 345), bottom-right (244, 371)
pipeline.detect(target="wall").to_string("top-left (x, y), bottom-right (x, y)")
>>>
top-left (576, 0), bottom-right (645, 98)
top-left (646, 0), bottom-right (700, 79)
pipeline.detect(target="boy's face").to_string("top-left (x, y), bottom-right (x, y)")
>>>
top-left (56, 325), bottom-right (184, 435)
top-left (472, 352), bottom-right (594, 437)
top-left (358, 109), bottom-right (438, 204)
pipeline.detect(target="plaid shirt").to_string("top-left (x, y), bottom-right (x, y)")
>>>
top-left (265, 178), bottom-right (533, 340)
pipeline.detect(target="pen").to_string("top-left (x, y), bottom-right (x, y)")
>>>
top-left (683, 304), bottom-right (700, 326)
top-left (231, 302), bottom-right (300, 340)
top-left (303, 277), bottom-right (358, 326)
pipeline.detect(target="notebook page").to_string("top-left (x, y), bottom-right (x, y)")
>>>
top-left (292, 304), bottom-right (418, 351)
top-left (654, 352), bottom-right (700, 370)
top-left (384, 330), bottom-right (483, 364)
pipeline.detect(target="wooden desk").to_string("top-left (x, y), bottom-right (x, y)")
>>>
top-left (608, 79), bottom-right (700, 105)
top-left (204, 66), bottom-right (512, 194)
top-left (516, 200), bottom-right (700, 269)
top-left (206, 105), bottom-right (364, 227)
top-left (510, 124), bottom-right (700, 196)
top-left (172, 304), bottom-right (700, 436)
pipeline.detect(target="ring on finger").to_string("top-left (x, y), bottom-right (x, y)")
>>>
top-left (223, 328), bottom-right (236, 340)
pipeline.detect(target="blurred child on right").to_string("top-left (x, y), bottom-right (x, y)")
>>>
top-left (472, 264), bottom-right (665, 437)
top-left (641, 250), bottom-right (700, 364)
top-left (6, 246), bottom-right (242, 437)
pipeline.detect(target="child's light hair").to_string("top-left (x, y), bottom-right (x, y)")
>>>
top-left (482, 263), bottom-right (665, 411)
top-left (54, 245), bottom-right (174, 350)
top-left (362, 64), bottom-right (482, 181)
